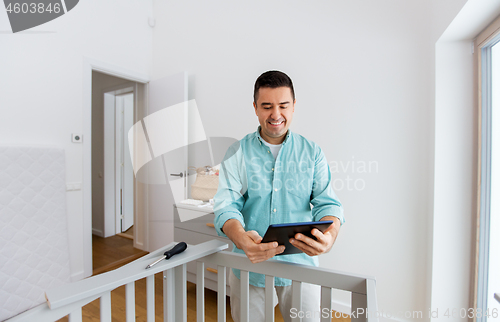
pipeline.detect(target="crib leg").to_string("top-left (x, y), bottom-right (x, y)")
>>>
top-left (265, 276), bottom-right (275, 322)
top-left (164, 269), bottom-right (175, 322)
top-left (146, 275), bottom-right (155, 322)
top-left (196, 262), bottom-right (205, 322)
top-left (68, 307), bottom-right (82, 322)
top-left (100, 292), bottom-right (112, 322)
top-left (240, 270), bottom-right (250, 322)
top-left (125, 282), bottom-right (135, 322)
top-left (164, 265), bottom-right (187, 322)
top-left (320, 287), bottom-right (332, 322)
top-left (175, 264), bottom-right (187, 322)
top-left (351, 292), bottom-right (367, 322)
top-left (291, 281), bottom-right (302, 322)
top-left (217, 266), bottom-right (226, 322)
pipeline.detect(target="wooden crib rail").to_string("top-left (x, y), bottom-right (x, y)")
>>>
top-left (5, 239), bottom-right (228, 322)
top-left (46, 239), bottom-right (228, 310)
top-left (6, 239), bottom-right (378, 322)
top-left (202, 251), bottom-right (375, 295)
top-left (200, 251), bottom-right (378, 322)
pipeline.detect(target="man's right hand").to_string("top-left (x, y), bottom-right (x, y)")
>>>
top-left (222, 219), bottom-right (285, 263)
top-left (238, 230), bottom-right (285, 263)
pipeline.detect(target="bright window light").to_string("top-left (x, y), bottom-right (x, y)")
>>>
top-left (488, 40), bottom-right (500, 316)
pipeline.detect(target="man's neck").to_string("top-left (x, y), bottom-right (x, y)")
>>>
top-left (260, 129), bottom-right (287, 145)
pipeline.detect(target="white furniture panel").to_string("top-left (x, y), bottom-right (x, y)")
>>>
top-left (0, 146), bottom-right (71, 320)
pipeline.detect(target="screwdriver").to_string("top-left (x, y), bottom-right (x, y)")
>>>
top-left (145, 242), bottom-right (187, 269)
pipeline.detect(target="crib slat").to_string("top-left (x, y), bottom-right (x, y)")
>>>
top-left (100, 291), bottom-right (112, 322)
top-left (197, 261), bottom-right (205, 322)
top-left (351, 279), bottom-right (367, 322)
top-left (164, 269), bottom-right (175, 322)
top-left (291, 281), bottom-right (302, 321)
top-left (175, 264), bottom-right (187, 322)
top-left (125, 282), bottom-right (135, 322)
top-left (68, 307), bottom-right (82, 322)
top-left (217, 265), bottom-right (226, 322)
top-left (366, 279), bottom-right (378, 322)
top-left (240, 270), bottom-right (250, 322)
top-left (320, 286), bottom-right (332, 322)
top-left (265, 275), bottom-right (275, 322)
top-left (146, 275), bottom-right (155, 322)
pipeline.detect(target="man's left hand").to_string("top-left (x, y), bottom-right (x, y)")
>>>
top-left (289, 217), bottom-right (340, 256)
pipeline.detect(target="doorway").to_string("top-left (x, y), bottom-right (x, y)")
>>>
top-left (90, 70), bottom-right (148, 274)
top-left (85, 65), bottom-right (190, 277)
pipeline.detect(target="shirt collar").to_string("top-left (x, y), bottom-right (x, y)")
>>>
top-left (255, 126), bottom-right (291, 146)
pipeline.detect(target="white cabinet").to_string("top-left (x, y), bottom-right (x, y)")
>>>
top-left (174, 204), bottom-right (232, 293)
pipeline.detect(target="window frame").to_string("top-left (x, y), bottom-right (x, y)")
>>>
top-left (474, 14), bottom-right (500, 320)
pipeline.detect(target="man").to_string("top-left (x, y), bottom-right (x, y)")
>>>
top-left (213, 70), bottom-right (344, 322)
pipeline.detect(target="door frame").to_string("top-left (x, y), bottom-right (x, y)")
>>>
top-left (83, 58), bottom-right (149, 278)
top-left (115, 92), bottom-right (136, 234)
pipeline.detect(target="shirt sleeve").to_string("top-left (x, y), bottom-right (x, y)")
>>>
top-left (213, 143), bottom-right (246, 237)
top-left (310, 146), bottom-right (345, 225)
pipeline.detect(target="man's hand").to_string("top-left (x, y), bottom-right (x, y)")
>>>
top-left (237, 230), bottom-right (285, 263)
top-left (289, 217), bottom-right (340, 256)
top-left (222, 219), bottom-right (285, 263)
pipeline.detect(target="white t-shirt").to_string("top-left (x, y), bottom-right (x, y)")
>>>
top-left (261, 139), bottom-right (282, 160)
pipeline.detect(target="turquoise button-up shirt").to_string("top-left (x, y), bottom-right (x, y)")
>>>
top-left (213, 127), bottom-right (344, 287)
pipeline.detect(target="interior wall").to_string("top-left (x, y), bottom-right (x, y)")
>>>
top-left (433, 39), bottom-right (475, 316)
top-left (91, 71), bottom-right (133, 237)
top-left (150, 0), bottom-right (467, 319)
top-left (0, 0), bottom-right (153, 280)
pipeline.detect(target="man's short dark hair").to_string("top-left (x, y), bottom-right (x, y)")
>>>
top-left (253, 70), bottom-right (295, 103)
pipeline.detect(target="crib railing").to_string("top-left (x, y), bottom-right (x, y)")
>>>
top-left (201, 251), bottom-right (378, 322)
top-left (6, 239), bottom-right (378, 322)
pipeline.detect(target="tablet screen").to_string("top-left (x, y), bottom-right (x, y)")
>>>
top-left (261, 220), bottom-right (333, 255)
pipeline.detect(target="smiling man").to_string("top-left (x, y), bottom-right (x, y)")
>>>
top-left (213, 70), bottom-right (344, 322)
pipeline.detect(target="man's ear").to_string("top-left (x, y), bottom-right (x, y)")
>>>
top-left (292, 99), bottom-right (296, 112)
top-left (253, 101), bottom-right (257, 115)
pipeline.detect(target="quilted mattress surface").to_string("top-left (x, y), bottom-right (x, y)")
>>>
top-left (0, 146), bottom-right (71, 321)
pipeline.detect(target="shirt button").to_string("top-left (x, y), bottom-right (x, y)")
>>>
top-left (268, 151), bottom-right (270, 153)
top-left (273, 209), bottom-right (277, 212)
top-left (274, 188), bottom-right (277, 191)
top-left (272, 168), bottom-right (274, 171)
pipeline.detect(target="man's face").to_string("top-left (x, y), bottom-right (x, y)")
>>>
top-left (253, 86), bottom-right (295, 145)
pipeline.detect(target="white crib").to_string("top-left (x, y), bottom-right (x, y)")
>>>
top-left (5, 240), bottom-right (378, 322)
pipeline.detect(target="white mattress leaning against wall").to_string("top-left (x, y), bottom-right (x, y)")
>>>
top-left (0, 146), bottom-right (71, 321)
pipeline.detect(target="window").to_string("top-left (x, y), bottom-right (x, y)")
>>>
top-left (476, 15), bottom-right (500, 320)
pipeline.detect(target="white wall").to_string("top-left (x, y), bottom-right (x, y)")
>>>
top-left (150, 0), bottom-right (468, 320)
top-left (0, 0), bottom-right (153, 280)
top-left (433, 39), bottom-right (475, 318)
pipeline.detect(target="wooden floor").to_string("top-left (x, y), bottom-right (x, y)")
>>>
top-left (91, 233), bottom-right (147, 275)
top-left (56, 234), bottom-right (350, 321)
top-left (116, 225), bottom-right (134, 240)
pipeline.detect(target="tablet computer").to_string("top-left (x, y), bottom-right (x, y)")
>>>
top-left (261, 220), bottom-right (333, 255)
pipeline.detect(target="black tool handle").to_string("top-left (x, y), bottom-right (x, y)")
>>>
top-left (164, 242), bottom-right (187, 259)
